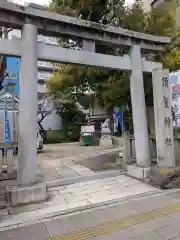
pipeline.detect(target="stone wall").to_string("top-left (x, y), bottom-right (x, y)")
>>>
top-left (129, 136), bottom-right (180, 165)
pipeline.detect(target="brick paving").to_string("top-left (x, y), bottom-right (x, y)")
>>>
top-left (1, 190), bottom-right (180, 239)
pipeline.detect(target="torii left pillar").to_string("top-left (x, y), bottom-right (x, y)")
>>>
top-left (7, 24), bottom-right (47, 206)
top-left (18, 24), bottom-right (38, 185)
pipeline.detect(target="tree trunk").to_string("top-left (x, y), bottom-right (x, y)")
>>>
top-left (38, 121), bottom-right (47, 142)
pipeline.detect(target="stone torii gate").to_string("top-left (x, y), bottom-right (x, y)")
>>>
top-left (0, 1), bottom-right (174, 205)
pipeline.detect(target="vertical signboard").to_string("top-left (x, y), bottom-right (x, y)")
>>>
top-left (2, 57), bottom-right (20, 93)
top-left (152, 69), bottom-right (175, 167)
top-left (162, 72), bottom-right (175, 167)
top-left (4, 100), bottom-right (11, 144)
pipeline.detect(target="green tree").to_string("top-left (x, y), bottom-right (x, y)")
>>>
top-left (47, 0), bottom-right (180, 124)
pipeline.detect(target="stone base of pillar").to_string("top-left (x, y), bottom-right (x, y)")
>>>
top-left (126, 164), bottom-right (151, 180)
top-left (157, 157), bottom-right (176, 168)
top-left (6, 182), bottom-right (47, 207)
top-left (100, 135), bottom-right (112, 147)
top-left (0, 170), bottom-right (16, 181)
top-left (149, 166), bottom-right (180, 189)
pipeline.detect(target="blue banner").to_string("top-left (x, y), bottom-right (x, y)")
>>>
top-left (115, 109), bottom-right (124, 133)
top-left (2, 57), bottom-right (20, 93)
top-left (4, 104), bottom-right (11, 144)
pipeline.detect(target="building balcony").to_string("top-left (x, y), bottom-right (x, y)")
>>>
top-left (37, 82), bottom-right (47, 93)
top-left (38, 61), bottom-right (54, 70)
top-left (38, 72), bottom-right (53, 80)
top-left (38, 61), bottom-right (58, 70)
top-left (38, 35), bottom-right (58, 45)
top-left (45, 37), bottom-right (58, 45)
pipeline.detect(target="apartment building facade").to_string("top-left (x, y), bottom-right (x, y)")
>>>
top-left (8, 30), bottom-right (62, 130)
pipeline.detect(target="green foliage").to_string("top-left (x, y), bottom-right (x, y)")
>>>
top-left (174, 126), bottom-right (180, 136)
top-left (60, 102), bottom-right (85, 127)
top-left (45, 95), bottom-right (86, 143)
top-left (46, 102), bottom-right (85, 143)
top-left (146, 2), bottom-right (175, 37)
top-left (49, 0), bottom-right (125, 21)
top-left (46, 127), bottom-right (80, 143)
top-left (47, 0), bottom-right (180, 112)
top-left (164, 48), bottom-right (180, 71)
top-left (46, 130), bottom-right (64, 143)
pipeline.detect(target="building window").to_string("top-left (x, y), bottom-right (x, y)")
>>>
top-left (37, 79), bottom-right (45, 85)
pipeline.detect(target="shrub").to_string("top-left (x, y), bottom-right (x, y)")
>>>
top-left (46, 130), bottom-right (64, 143)
top-left (46, 126), bottom-right (80, 144)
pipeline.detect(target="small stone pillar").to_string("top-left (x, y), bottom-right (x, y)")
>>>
top-left (152, 68), bottom-right (175, 167)
top-left (123, 131), bottom-right (131, 164)
top-left (100, 119), bottom-right (113, 146)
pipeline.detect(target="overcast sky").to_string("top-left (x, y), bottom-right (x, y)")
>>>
top-left (12, 0), bottom-right (134, 7)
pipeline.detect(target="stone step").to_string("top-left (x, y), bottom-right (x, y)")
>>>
top-left (0, 184), bottom-right (7, 210)
top-left (0, 209), bottom-right (8, 217)
top-left (112, 137), bottom-right (124, 146)
top-left (0, 186), bottom-right (6, 191)
top-left (0, 201), bottom-right (6, 210)
top-left (0, 194), bottom-right (5, 201)
top-left (0, 187), bottom-right (7, 206)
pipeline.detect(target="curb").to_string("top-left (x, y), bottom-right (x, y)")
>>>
top-left (0, 189), bottom-right (162, 231)
top-left (46, 170), bottom-right (123, 187)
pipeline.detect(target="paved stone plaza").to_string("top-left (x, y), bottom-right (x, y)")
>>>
top-left (9, 142), bottom-right (119, 183)
top-left (37, 142), bottom-right (119, 181)
top-left (1, 189), bottom-right (180, 239)
top-left (0, 175), bottom-right (157, 228)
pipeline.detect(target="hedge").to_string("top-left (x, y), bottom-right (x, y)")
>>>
top-left (46, 127), bottom-right (80, 144)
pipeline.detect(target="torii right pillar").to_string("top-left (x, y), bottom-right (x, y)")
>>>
top-left (152, 68), bottom-right (175, 167)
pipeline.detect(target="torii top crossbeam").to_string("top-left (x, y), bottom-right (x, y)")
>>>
top-left (0, 1), bottom-right (170, 52)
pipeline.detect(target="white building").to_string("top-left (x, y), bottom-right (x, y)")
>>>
top-left (149, 0), bottom-right (165, 8)
top-left (8, 30), bottom-right (62, 131)
top-left (141, 0), bottom-right (165, 11)
top-left (141, 0), bottom-right (152, 12)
